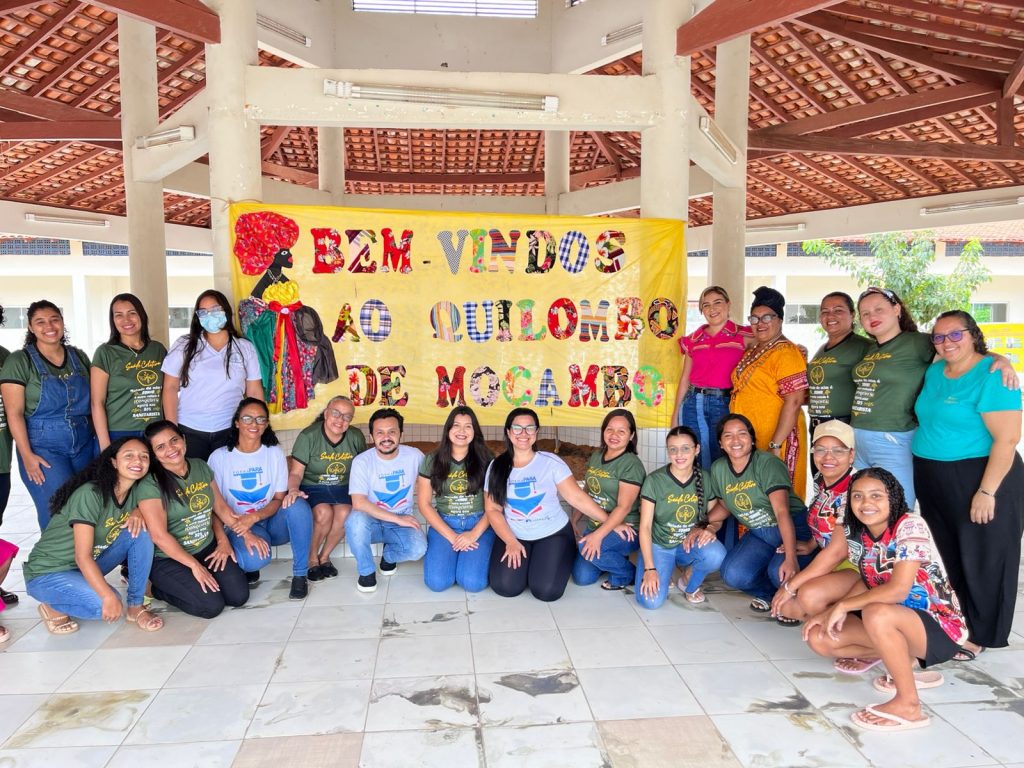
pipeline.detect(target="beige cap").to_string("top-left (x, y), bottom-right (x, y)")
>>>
top-left (812, 420), bottom-right (855, 449)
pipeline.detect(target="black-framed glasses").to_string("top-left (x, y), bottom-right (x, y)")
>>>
top-left (509, 424), bottom-right (538, 435)
top-left (858, 286), bottom-right (897, 304)
top-left (239, 415), bottom-right (269, 426)
top-left (930, 329), bottom-right (968, 344)
top-left (326, 409), bottom-right (354, 422)
top-left (748, 313), bottom-right (779, 325)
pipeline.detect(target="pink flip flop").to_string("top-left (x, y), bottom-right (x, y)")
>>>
top-left (872, 671), bottom-right (944, 693)
top-left (851, 705), bottom-right (930, 732)
top-left (833, 657), bottom-right (883, 676)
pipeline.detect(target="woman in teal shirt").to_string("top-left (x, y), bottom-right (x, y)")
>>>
top-left (912, 311), bottom-right (1023, 654)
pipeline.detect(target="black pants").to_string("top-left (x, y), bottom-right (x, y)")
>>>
top-left (180, 425), bottom-right (233, 463)
top-left (914, 453), bottom-right (1024, 648)
top-left (0, 472), bottom-right (10, 528)
top-left (150, 539), bottom-right (249, 618)
top-left (489, 522), bottom-right (576, 602)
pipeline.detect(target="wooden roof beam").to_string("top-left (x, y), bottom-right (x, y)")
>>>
top-left (0, 88), bottom-right (121, 124)
top-left (998, 95), bottom-right (1017, 147)
top-left (64, 175), bottom-right (125, 206)
top-left (589, 132), bottom-right (623, 169)
top-left (676, 0), bottom-right (844, 56)
top-left (2, 146), bottom-right (110, 196)
top-left (749, 131), bottom-right (1024, 161)
top-left (25, 26), bottom-right (120, 98)
top-left (91, 0), bottom-right (221, 44)
top-left (755, 159), bottom-right (848, 205)
top-left (1004, 50), bottom-right (1024, 97)
top-left (781, 21), bottom-right (866, 104)
top-left (880, 0), bottom-right (1024, 36)
top-left (261, 126), bottom-right (292, 161)
top-left (0, 120), bottom-right (121, 141)
top-left (794, 156), bottom-right (880, 201)
top-left (0, 4), bottom-right (80, 79)
top-left (749, 169), bottom-right (819, 208)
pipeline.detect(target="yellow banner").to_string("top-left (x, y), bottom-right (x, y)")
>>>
top-left (229, 203), bottom-right (685, 429)
top-left (980, 323), bottom-right (1024, 373)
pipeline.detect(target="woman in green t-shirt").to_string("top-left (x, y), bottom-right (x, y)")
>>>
top-left (23, 437), bottom-right (163, 634)
top-left (90, 293), bottom-right (166, 449)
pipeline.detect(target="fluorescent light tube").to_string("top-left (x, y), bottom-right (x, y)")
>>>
top-left (25, 212), bottom-right (110, 227)
top-left (919, 197), bottom-right (1024, 215)
top-left (745, 222), bottom-right (806, 233)
top-left (135, 126), bottom-right (196, 150)
top-left (601, 22), bottom-right (642, 46)
top-left (699, 115), bottom-right (738, 165)
top-left (257, 14), bottom-right (311, 47)
top-left (324, 80), bottom-right (558, 112)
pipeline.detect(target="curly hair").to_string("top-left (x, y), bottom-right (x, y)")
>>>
top-left (934, 310), bottom-right (987, 354)
top-left (49, 437), bottom-right (148, 519)
top-left (428, 405), bottom-right (492, 496)
top-left (24, 300), bottom-right (68, 347)
top-left (225, 397), bottom-right (279, 450)
top-left (845, 466), bottom-right (909, 540)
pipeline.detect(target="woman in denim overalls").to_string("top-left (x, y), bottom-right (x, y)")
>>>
top-left (0, 301), bottom-right (97, 529)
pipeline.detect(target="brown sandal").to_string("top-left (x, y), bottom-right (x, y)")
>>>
top-left (37, 604), bottom-right (79, 635)
top-left (128, 607), bottom-right (163, 632)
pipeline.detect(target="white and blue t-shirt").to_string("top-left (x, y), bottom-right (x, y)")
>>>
top-left (208, 444), bottom-right (288, 515)
top-left (485, 451), bottom-right (571, 541)
top-left (349, 444), bottom-right (424, 516)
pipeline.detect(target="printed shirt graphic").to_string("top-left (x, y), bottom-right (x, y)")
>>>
top-left (807, 471), bottom-right (852, 550)
top-left (209, 444), bottom-right (288, 514)
top-left (707, 451), bottom-right (805, 530)
top-left (583, 450), bottom-right (646, 529)
top-left (136, 460), bottom-right (217, 557)
top-left (291, 423), bottom-right (367, 487)
top-left (808, 333), bottom-right (871, 420)
top-left (851, 331), bottom-right (933, 432)
top-left (857, 513), bottom-right (968, 644)
top-left (641, 466), bottom-right (708, 548)
top-left (349, 444), bottom-right (424, 514)
top-left (485, 451), bottom-right (572, 541)
top-left (419, 453), bottom-right (486, 517)
top-left (92, 340), bottom-right (167, 431)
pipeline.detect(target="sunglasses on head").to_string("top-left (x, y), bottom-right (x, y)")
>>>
top-left (858, 286), bottom-right (897, 304)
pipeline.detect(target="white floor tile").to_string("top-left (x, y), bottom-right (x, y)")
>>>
top-left (471, 630), bottom-right (571, 675)
top-left (478, 670), bottom-right (593, 726)
top-left (375, 634), bottom-right (473, 678)
top-left (272, 638), bottom-right (379, 683)
top-left (549, 594), bottom-right (643, 630)
top-left (0, 694), bottom-right (47, 746)
top-left (712, 711), bottom-right (871, 768)
top-left (560, 626), bottom-right (668, 669)
top-left (931, 702), bottom-right (1024, 764)
top-left (58, 645), bottom-right (190, 692)
top-left (163, 642), bottom-right (284, 689)
top-left (246, 680), bottom-right (371, 738)
top-left (6, 689), bottom-right (157, 748)
top-left (291, 604), bottom-right (384, 641)
top-left (106, 740), bottom-right (242, 768)
top-left (359, 729), bottom-right (482, 768)
top-left (482, 722), bottom-right (609, 768)
top-left (0, 649), bottom-right (92, 694)
top-left (466, 599), bottom-right (556, 634)
top-left (124, 685), bottom-right (264, 744)
top-left (577, 665), bottom-right (703, 720)
top-left (649, 622), bottom-right (764, 664)
top-left (382, 601), bottom-right (469, 637)
top-left (365, 675), bottom-right (478, 731)
top-left (195, 604), bottom-right (301, 646)
top-left (676, 660), bottom-right (812, 716)
top-left (0, 746), bottom-right (117, 767)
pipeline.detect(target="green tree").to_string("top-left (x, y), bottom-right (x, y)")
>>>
top-left (802, 232), bottom-right (990, 329)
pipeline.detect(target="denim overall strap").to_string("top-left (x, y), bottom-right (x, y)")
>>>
top-left (25, 344), bottom-right (91, 451)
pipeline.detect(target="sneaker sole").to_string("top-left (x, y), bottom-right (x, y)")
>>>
top-left (379, 569), bottom-right (397, 577)
top-left (356, 583), bottom-right (378, 593)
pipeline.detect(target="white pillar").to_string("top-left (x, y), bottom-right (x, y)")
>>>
top-left (317, 126), bottom-right (347, 206)
top-left (205, 0), bottom-right (262, 295)
top-left (118, 16), bottom-right (170, 344)
top-left (640, 0), bottom-right (691, 219)
top-left (544, 131), bottom-right (570, 214)
top-left (709, 34), bottom-right (750, 315)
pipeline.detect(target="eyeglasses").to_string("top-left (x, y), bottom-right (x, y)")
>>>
top-left (667, 445), bottom-right (694, 455)
top-left (509, 424), bottom-right (538, 435)
top-left (748, 313), bottom-right (779, 325)
top-left (326, 409), bottom-right (354, 422)
top-left (196, 308), bottom-right (225, 319)
top-left (930, 329), bottom-right (968, 344)
top-left (239, 415), bottom-right (269, 426)
top-left (858, 286), bottom-right (896, 304)
top-left (812, 446), bottom-right (852, 457)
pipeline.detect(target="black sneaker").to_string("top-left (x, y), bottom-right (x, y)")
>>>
top-left (357, 572), bottom-right (377, 593)
top-left (379, 556), bottom-right (397, 576)
top-left (322, 560), bottom-right (339, 578)
top-left (289, 576), bottom-right (309, 600)
top-left (246, 570), bottom-right (261, 585)
top-left (307, 565), bottom-right (324, 582)
top-left (0, 588), bottom-right (19, 606)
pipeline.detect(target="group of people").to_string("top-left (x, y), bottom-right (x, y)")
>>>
top-left (0, 284), bottom-right (1020, 736)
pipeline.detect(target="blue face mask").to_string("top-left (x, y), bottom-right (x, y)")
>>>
top-left (198, 310), bottom-right (227, 333)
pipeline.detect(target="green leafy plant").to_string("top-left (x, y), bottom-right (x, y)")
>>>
top-left (802, 232), bottom-right (990, 330)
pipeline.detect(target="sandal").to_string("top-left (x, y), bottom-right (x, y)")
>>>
top-left (128, 607), bottom-right (163, 633)
top-left (776, 615), bottom-right (801, 627)
top-left (600, 581), bottom-right (625, 591)
top-left (833, 657), bottom-right (883, 676)
top-left (749, 598), bottom-right (771, 613)
top-left (851, 705), bottom-right (930, 732)
top-left (0, 588), bottom-right (19, 606)
top-left (953, 642), bottom-right (985, 662)
top-left (37, 604), bottom-right (79, 635)
top-left (0, 625), bottom-right (9, 643)
top-left (872, 671), bottom-right (943, 693)
top-left (683, 586), bottom-right (706, 604)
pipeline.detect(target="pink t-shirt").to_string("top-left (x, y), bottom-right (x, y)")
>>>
top-left (679, 320), bottom-right (752, 389)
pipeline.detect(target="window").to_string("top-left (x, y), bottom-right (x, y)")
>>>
top-left (947, 241), bottom-right (1023, 258)
top-left (169, 307), bottom-right (193, 328)
top-left (745, 245), bottom-right (776, 258)
top-left (166, 250), bottom-right (212, 258)
top-left (687, 249), bottom-right (708, 259)
top-left (0, 238), bottom-right (70, 256)
top-left (971, 303), bottom-right (1007, 323)
top-left (784, 304), bottom-right (820, 325)
top-left (787, 241), bottom-right (873, 258)
top-left (685, 300), bottom-right (702, 330)
top-left (2, 306), bottom-right (31, 329)
top-left (83, 242), bottom-right (129, 257)
top-left (353, 1), bottom-right (538, 18)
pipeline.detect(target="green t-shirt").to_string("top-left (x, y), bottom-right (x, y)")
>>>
top-left (0, 346), bottom-right (12, 474)
top-left (23, 482), bottom-right (141, 581)
top-left (808, 333), bottom-right (872, 420)
top-left (0, 346), bottom-right (90, 416)
top-left (851, 331), bottom-right (933, 432)
top-left (136, 460), bottom-right (217, 557)
top-left (708, 451), bottom-right (806, 529)
top-left (641, 466), bottom-right (709, 548)
top-left (92, 340), bottom-right (167, 431)
top-left (419, 453), bottom-right (486, 517)
top-left (583, 450), bottom-right (646, 529)
top-left (291, 422), bottom-right (367, 487)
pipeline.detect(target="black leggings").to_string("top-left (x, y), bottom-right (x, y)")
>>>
top-left (0, 472), bottom-right (10, 528)
top-left (489, 522), bottom-right (576, 602)
top-left (180, 425), bottom-right (233, 463)
top-left (150, 540), bottom-right (249, 618)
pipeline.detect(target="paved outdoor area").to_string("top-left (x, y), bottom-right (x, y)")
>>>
top-left (0, 475), bottom-right (1022, 768)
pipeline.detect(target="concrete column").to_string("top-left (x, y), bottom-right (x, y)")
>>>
top-left (317, 126), bottom-right (347, 206)
top-left (639, 0), bottom-right (691, 219)
top-left (205, 0), bottom-right (262, 295)
top-left (709, 34), bottom-right (750, 315)
top-left (118, 16), bottom-right (169, 344)
top-left (544, 131), bottom-right (570, 214)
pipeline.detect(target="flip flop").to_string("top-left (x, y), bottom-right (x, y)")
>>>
top-left (37, 604), bottom-right (79, 635)
top-left (0, 625), bottom-right (9, 643)
top-left (776, 615), bottom-right (801, 627)
top-left (953, 644), bottom-right (985, 662)
top-left (600, 581), bottom-right (625, 591)
top-left (128, 608), bottom-right (164, 633)
top-left (833, 657), bottom-right (883, 676)
top-left (749, 598), bottom-right (771, 613)
top-left (684, 587), bottom-right (706, 604)
top-left (872, 671), bottom-right (944, 693)
top-left (851, 705), bottom-right (930, 732)
top-left (0, 588), bottom-right (19, 606)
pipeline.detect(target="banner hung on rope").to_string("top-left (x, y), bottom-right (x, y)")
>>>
top-left (229, 202), bottom-right (686, 429)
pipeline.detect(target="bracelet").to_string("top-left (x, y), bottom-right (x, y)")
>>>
top-left (644, 568), bottom-right (657, 572)
top-left (979, 489), bottom-right (995, 497)
top-left (783, 581), bottom-right (797, 597)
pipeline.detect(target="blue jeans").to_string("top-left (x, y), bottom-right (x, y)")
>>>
top-left (635, 538), bottom-right (727, 610)
top-left (680, 390), bottom-right (730, 470)
top-left (227, 498), bottom-right (314, 577)
top-left (344, 510), bottom-right (427, 577)
top-left (720, 523), bottom-right (815, 602)
top-left (26, 528), bottom-right (154, 618)
top-left (572, 529), bottom-right (640, 587)
top-left (108, 430), bottom-right (144, 442)
top-left (20, 418), bottom-right (97, 531)
top-left (854, 428), bottom-right (917, 509)
top-left (424, 512), bottom-right (494, 593)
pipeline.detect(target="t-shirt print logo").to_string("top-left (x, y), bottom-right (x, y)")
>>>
top-left (326, 461), bottom-right (348, 477)
top-left (734, 493), bottom-right (753, 513)
top-left (507, 480), bottom-right (543, 518)
top-left (231, 470), bottom-right (270, 508)
top-left (376, 473), bottom-right (410, 510)
top-left (675, 505), bottom-right (697, 524)
top-left (189, 493), bottom-right (210, 512)
top-left (586, 476), bottom-right (601, 495)
top-left (136, 369), bottom-right (158, 387)
top-left (854, 361), bottom-right (875, 379)
top-left (810, 365), bottom-right (825, 386)
top-left (449, 478), bottom-right (469, 494)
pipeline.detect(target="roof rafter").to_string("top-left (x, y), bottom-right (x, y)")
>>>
top-left (676, 0), bottom-right (844, 56)
top-left (0, 4), bottom-right (80, 79)
top-left (0, 120), bottom-right (121, 141)
top-left (879, 0), bottom-right (1024, 35)
top-left (25, 26), bottom-right (120, 98)
top-left (755, 159), bottom-right (848, 205)
top-left (90, 0), bottom-right (221, 44)
top-left (3, 146), bottom-right (109, 196)
top-left (749, 131), bottom-right (1024, 161)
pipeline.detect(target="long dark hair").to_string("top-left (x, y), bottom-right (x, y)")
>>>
top-left (665, 426), bottom-right (704, 519)
top-left (226, 397), bottom-right (279, 450)
top-left (107, 293), bottom-right (152, 346)
top-left (179, 289), bottom-right (242, 388)
top-left (143, 419), bottom-right (189, 504)
top-left (845, 467), bottom-right (909, 541)
top-left (715, 412), bottom-right (757, 445)
top-left (599, 408), bottom-right (638, 454)
top-left (430, 406), bottom-right (492, 496)
top-left (485, 407), bottom-right (539, 508)
top-left (934, 309), bottom-right (987, 354)
top-left (24, 299), bottom-right (67, 347)
top-left (49, 437), bottom-right (147, 517)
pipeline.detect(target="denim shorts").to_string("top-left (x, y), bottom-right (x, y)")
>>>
top-left (301, 484), bottom-right (352, 507)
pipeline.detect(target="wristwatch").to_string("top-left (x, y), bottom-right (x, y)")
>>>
top-left (768, 441), bottom-right (782, 450)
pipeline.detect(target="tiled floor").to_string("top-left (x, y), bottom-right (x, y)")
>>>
top-left (1, 481), bottom-right (1023, 768)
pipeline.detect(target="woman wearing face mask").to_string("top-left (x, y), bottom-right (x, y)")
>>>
top-left (91, 294), bottom-right (166, 450)
top-left (161, 290), bottom-right (263, 461)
